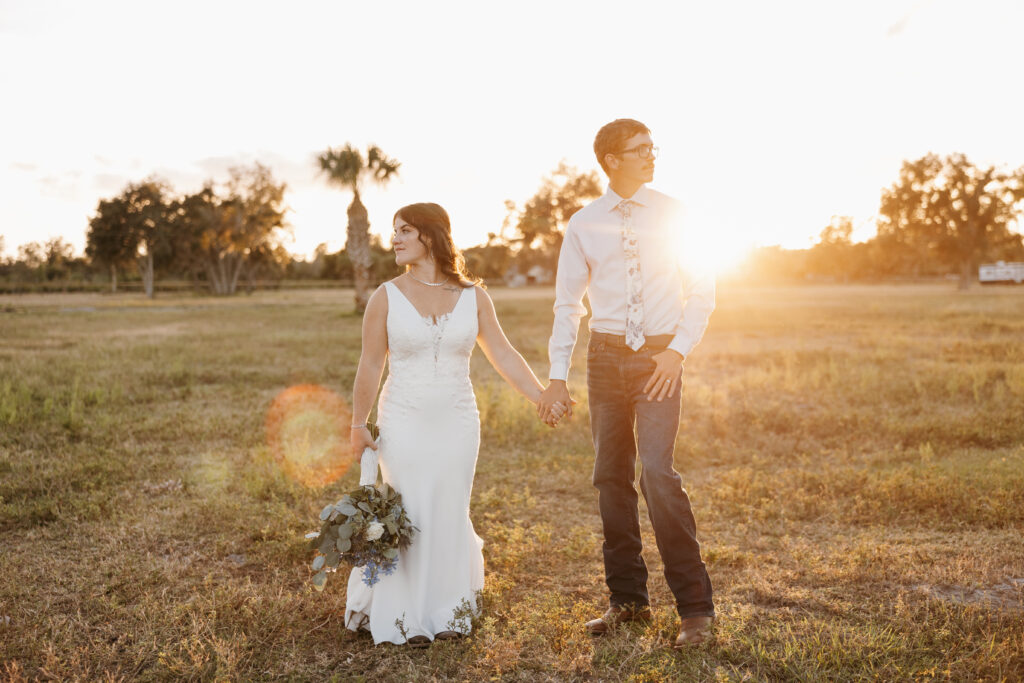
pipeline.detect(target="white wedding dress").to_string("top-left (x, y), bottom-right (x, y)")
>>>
top-left (344, 281), bottom-right (485, 645)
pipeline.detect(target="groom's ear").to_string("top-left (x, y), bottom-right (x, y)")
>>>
top-left (604, 153), bottom-right (620, 172)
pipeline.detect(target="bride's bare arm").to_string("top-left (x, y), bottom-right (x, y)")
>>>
top-left (350, 286), bottom-right (388, 454)
top-left (474, 287), bottom-right (545, 404)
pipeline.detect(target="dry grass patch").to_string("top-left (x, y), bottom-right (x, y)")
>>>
top-left (2, 284), bottom-right (1023, 680)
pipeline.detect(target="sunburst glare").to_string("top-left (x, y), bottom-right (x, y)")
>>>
top-left (672, 209), bottom-right (751, 277)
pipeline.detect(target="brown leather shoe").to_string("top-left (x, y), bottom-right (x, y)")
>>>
top-left (673, 615), bottom-right (715, 648)
top-left (585, 604), bottom-right (652, 636)
top-left (434, 630), bottom-right (462, 641)
top-left (407, 635), bottom-right (431, 648)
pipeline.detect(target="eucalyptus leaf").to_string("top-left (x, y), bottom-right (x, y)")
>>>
top-left (336, 537), bottom-right (352, 553)
top-left (383, 548), bottom-right (398, 560)
top-left (326, 549), bottom-right (341, 567)
top-left (312, 555), bottom-right (325, 571)
top-left (357, 501), bottom-right (372, 513)
top-left (312, 571), bottom-right (327, 591)
top-left (337, 523), bottom-right (353, 540)
top-left (319, 504), bottom-right (333, 521)
top-left (336, 502), bottom-right (358, 516)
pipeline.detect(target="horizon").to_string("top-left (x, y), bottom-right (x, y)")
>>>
top-left (3, 0), bottom-right (1024, 269)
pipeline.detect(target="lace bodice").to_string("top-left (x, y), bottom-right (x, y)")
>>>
top-left (381, 281), bottom-right (478, 400)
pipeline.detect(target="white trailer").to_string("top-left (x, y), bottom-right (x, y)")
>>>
top-left (979, 261), bottom-right (1024, 284)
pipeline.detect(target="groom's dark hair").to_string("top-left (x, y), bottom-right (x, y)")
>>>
top-left (594, 118), bottom-right (651, 174)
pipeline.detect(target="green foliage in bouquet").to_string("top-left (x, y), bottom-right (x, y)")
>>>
top-left (308, 470), bottom-right (416, 590)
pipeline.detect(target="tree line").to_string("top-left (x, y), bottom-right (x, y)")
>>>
top-left (84, 163), bottom-right (291, 297)
top-left (2, 151), bottom-right (1022, 297)
top-left (746, 154), bottom-right (1024, 288)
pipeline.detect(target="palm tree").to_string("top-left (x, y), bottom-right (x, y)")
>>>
top-left (317, 144), bottom-right (400, 312)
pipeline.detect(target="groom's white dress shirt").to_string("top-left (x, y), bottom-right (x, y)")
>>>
top-left (548, 185), bottom-right (716, 381)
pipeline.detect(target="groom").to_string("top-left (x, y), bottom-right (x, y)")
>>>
top-left (538, 118), bottom-right (716, 648)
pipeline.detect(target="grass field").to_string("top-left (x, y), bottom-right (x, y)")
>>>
top-left (2, 283), bottom-right (1023, 681)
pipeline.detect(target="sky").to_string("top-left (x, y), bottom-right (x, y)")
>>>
top-left (2, 0), bottom-right (1024, 270)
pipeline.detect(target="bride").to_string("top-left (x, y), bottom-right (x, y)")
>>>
top-left (345, 202), bottom-right (566, 647)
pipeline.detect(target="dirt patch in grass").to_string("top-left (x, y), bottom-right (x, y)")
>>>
top-left (915, 579), bottom-right (1024, 611)
top-left (95, 322), bottom-right (190, 339)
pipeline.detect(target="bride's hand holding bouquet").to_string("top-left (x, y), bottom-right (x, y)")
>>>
top-left (307, 423), bottom-right (417, 590)
top-left (350, 420), bottom-right (377, 458)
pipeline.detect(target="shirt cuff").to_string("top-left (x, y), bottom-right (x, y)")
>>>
top-left (667, 337), bottom-right (690, 360)
top-left (549, 363), bottom-right (569, 381)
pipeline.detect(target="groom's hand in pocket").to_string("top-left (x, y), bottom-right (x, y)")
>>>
top-left (644, 349), bottom-right (684, 402)
top-left (538, 380), bottom-right (573, 427)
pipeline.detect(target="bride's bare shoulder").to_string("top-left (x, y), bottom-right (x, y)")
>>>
top-left (472, 285), bottom-right (496, 312)
top-left (365, 284), bottom-right (390, 314)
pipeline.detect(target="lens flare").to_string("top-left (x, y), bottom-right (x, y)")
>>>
top-left (265, 384), bottom-right (352, 488)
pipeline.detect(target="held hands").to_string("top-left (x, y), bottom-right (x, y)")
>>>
top-left (643, 349), bottom-right (685, 401)
top-left (537, 380), bottom-right (575, 428)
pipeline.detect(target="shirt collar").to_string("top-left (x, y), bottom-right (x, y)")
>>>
top-left (604, 185), bottom-right (649, 212)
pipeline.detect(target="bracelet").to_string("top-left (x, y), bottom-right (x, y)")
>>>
top-left (351, 424), bottom-right (367, 430)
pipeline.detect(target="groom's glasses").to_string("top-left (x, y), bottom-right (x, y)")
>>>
top-left (617, 144), bottom-right (659, 160)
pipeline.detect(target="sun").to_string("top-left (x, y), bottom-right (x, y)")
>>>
top-left (672, 225), bottom-right (753, 278)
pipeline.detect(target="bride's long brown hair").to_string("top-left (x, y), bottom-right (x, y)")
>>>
top-left (393, 203), bottom-right (480, 288)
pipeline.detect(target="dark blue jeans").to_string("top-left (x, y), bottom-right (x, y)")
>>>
top-left (586, 332), bottom-right (715, 619)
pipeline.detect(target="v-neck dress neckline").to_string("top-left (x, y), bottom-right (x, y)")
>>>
top-left (388, 281), bottom-right (468, 326)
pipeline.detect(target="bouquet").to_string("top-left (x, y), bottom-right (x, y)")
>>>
top-left (307, 425), bottom-right (417, 589)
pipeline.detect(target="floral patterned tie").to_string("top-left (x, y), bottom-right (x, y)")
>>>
top-left (613, 199), bottom-right (645, 351)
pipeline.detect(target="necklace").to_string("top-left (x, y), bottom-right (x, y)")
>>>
top-left (406, 272), bottom-right (448, 287)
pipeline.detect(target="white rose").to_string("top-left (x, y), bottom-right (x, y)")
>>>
top-left (365, 522), bottom-right (385, 541)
